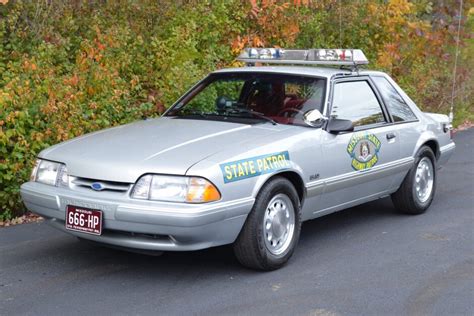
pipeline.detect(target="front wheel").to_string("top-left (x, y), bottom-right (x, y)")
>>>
top-left (233, 177), bottom-right (302, 270)
top-left (391, 146), bottom-right (437, 214)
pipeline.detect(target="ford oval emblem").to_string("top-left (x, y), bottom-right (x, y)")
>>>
top-left (91, 182), bottom-right (104, 191)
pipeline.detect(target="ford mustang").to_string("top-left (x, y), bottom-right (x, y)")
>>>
top-left (21, 49), bottom-right (455, 270)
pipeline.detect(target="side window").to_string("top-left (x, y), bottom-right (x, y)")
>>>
top-left (331, 80), bottom-right (386, 127)
top-left (372, 76), bottom-right (417, 122)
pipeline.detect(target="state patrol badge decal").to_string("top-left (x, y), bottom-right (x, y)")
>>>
top-left (346, 132), bottom-right (382, 170)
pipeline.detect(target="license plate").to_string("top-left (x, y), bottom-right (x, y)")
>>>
top-left (65, 205), bottom-right (103, 235)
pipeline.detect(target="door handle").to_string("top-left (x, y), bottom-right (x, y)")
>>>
top-left (386, 133), bottom-right (396, 140)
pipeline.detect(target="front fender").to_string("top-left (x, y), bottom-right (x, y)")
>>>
top-left (187, 149), bottom-right (307, 204)
top-left (250, 160), bottom-right (305, 199)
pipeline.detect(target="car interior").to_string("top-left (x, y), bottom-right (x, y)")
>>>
top-left (241, 79), bottom-right (324, 125)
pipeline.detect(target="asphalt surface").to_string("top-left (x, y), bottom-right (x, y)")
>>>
top-left (1, 129), bottom-right (473, 316)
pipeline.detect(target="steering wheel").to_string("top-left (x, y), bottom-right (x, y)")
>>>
top-left (278, 108), bottom-right (305, 118)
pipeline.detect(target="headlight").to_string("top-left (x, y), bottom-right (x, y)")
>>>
top-left (31, 159), bottom-right (69, 187)
top-left (131, 175), bottom-right (221, 203)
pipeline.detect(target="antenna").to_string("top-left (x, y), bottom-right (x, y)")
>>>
top-left (339, 0), bottom-right (342, 48)
top-left (450, 0), bottom-right (463, 123)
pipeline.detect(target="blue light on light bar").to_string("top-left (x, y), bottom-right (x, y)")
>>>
top-left (237, 48), bottom-right (369, 66)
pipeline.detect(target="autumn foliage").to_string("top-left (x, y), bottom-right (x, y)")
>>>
top-left (0, 0), bottom-right (473, 218)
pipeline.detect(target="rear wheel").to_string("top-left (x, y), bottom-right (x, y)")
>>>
top-left (233, 177), bottom-right (302, 270)
top-left (392, 146), bottom-right (436, 214)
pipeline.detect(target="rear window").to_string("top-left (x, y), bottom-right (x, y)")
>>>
top-left (372, 76), bottom-right (417, 122)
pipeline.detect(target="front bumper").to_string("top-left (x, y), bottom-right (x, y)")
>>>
top-left (20, 182), bottom-right (253, 251)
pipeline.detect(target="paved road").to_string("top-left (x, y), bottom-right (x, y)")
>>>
top-left (1, 129), bottom-right (473, 316)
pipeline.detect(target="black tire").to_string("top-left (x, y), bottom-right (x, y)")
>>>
top-left (233, 177), bottom-right (302, 270)
top-left (391, 146), bottom-right (437, 214)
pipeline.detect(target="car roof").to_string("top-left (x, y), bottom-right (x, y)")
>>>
top-left (213, 66), bottom-right (387, 79)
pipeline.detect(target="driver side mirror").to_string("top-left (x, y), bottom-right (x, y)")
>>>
top-left (326, 118), bottom-right (354, 134)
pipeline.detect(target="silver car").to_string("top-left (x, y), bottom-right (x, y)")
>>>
top-left (21, 49), bottom-right (455, 270)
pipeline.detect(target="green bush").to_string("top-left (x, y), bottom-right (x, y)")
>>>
top-left (0, 0), bottom-right (243, 217)
top-left (0, 0), bottom-right (472, 218)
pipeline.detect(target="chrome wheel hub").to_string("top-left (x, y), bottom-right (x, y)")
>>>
top-left (415, 157), bottom-right (434, 203)
top-left (263, 193), bottom-right (295, 255)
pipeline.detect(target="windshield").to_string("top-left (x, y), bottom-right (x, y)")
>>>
top-left (165, 72), bottom-right (326, 126)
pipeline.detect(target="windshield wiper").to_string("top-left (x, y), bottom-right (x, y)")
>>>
top-left (227, 108), bottom-right (278, 125)
top-left (174, 110), bottom-right (210, 118)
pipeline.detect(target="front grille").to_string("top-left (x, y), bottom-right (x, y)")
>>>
top-left (71, 176), bottom-right (132, 193)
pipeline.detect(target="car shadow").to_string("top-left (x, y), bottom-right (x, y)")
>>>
top-left (63, 197), bottom-right (402, 275)
top-left (299, 196), bottom-right (402, 242)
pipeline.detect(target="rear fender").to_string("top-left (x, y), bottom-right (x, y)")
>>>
top-left (412, 131), bottom-right (439, 159)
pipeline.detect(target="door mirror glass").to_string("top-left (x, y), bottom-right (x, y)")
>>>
top-left (303, 109), bottom-right (326, 127)
top-left (326, 118), bottom-right (354, 134)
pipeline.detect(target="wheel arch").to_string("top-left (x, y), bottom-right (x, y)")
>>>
top-left (422, 139), bottom-right (440, 160)
top-left (252, 170), bottom-right (306, 205)
top-left (413, 132), bottom-right (440, 160)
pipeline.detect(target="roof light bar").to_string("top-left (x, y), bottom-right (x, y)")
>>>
top-left (237, 48), bottom-right (369, 66)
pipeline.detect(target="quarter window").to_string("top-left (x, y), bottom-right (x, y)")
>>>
top-left (331, 81), bottom-right (385, 127)
top-left (372, 76), bottom-right (417, 122)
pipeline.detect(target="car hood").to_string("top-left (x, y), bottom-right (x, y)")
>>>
top-left (40, 117), bottom-right (283, 183)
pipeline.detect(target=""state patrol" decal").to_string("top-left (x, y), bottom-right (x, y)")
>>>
top-left (220, 151), bottom-right (291, 183)
top-left (347, 132), bottom-right (381, 170)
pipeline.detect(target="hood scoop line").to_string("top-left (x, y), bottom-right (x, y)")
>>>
top-left (143, 125), bottom-right (251, 162)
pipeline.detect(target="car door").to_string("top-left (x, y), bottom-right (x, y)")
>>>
top-left (314, 77), bottom-right (402, 214)
top-left (370, 75), bottom-right (420, 189)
